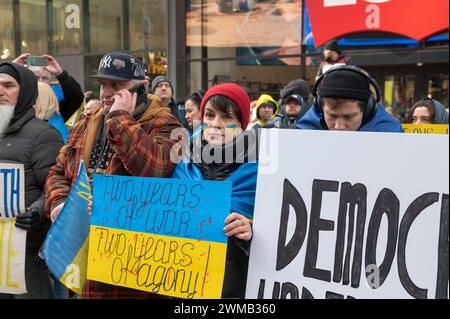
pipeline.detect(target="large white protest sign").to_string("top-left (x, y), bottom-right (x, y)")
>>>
top-left (0, 163), bottom-right (27, 294)
top-left (247, 130), bottom-right (449, 299)
top-left (1, 163), bottom-right (25, 219)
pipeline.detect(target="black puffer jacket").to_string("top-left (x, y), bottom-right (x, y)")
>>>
top-left (0, 62), bottom-right (64, 251)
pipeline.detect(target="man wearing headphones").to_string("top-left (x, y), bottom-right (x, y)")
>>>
top-left (296, 65), bottom-right (403, 132)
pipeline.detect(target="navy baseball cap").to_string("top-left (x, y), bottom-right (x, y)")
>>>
top-left (286, 94), bottom-right (304, 105)
top-left (88, 52), bottom-right (147, 81)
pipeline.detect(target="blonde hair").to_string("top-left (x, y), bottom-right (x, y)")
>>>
top-left (35, 82), bottom-right (59, 120)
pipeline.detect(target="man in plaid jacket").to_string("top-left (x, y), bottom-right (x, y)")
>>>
top-left (44, 52), bottom-right (182, 298)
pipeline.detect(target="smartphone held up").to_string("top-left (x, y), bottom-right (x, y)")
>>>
top-left (27, 56), bottom-right (48, 66)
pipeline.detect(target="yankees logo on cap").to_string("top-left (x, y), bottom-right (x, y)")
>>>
top-left (88, 52), bottom-right (148, 81)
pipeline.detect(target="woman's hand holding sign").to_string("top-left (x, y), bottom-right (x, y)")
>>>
top-left (224, 212), bottom-right (253, 241)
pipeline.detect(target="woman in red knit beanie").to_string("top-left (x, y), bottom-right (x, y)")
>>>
top-left (173, 83), bottom-right (258, 299)
top-left (199, 82), bottom-right (251, 145)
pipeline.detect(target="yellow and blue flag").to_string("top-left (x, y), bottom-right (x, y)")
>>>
top-left (65, 103), bottom-right (85, 129)
top-left (43, 160), bottom-right (91, 295)
top-left (87, 174), bottom-right (232, 299)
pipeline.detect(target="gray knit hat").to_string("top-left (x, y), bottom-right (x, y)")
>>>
top-left (151, 75), bottom-right (173, 93)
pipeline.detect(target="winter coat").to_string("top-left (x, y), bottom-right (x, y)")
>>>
top-left (280, 104), bottom-right (311, 129)
top-left (0, 62), bottom-right (64, 252)
top-left (254, 94), bottom-right (281, 128)
top-left (172, 133), bottom-right (259, 299)
top-left (296, 103), bottom-right (404, 133)
top-left (45, 94), bottom-right (183, 298)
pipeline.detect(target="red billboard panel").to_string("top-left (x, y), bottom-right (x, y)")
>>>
top-left (306, 0), bottom-right (449, 47)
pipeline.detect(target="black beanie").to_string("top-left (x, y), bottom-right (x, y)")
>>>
top-left (281, 79), bottom-right (310, 102)
top-left (318, 69), bottom-right (371, 102)
top-left (325, 41), bottom-right (342, 54)
top-left (0, 64), bottom-right (20, 82)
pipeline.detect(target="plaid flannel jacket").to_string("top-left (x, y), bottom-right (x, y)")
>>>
top-left (44, 95), bottom-right (182, 299)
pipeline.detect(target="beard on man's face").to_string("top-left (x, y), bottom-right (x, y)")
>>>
top-left (0, 105), bottom-right (15, 138)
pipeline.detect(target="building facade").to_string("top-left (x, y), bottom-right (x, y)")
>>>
top-left (0, 0), bottom-right (168, 92)
top-left (0, 0), bottom-right (448, 120)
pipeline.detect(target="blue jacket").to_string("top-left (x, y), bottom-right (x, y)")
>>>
top-left (296, 104), bottom-right (404, 133)
top-left (48, 113), bottom-right (69, 144)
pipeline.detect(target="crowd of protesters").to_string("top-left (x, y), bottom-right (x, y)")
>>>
top-left (0, 45), bottom-right (448, 300)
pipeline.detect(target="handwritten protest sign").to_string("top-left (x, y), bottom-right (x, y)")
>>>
top-left (43, 161), bottom-right (91, 295)
top-left (0, 219), bottom-right (27, 294)
top-left (402, 124), bottom-right (449, 135)
top-left (87, 175), bottom-right (232, 299)
top-left (1, 162), bottom-right (27, 294)
top-left (247, 130), bottom-right (449, 299)
top-left (1, 163), bottom-right (25, 219)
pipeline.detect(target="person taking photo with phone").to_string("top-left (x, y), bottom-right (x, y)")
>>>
top-left (12, 53), bottom-right (84, 122)
top-left (44, 52), bottom-right (183, 298)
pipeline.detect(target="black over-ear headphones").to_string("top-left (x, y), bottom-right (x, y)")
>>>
top-left (313, 65), bottom-right (381, 124)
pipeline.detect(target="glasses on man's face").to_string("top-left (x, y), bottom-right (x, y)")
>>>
top-left (157, 83), bottom-right (171, 90)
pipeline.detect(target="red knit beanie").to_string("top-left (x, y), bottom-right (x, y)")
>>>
top-left (200, 83), bottom-right (251, 130)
